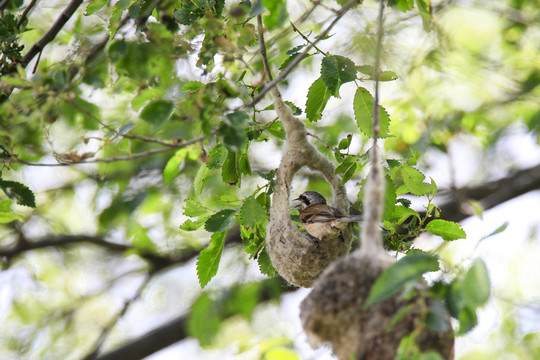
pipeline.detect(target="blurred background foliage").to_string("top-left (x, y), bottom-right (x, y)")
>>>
top-left (0, 0), bottom-right (539, 359)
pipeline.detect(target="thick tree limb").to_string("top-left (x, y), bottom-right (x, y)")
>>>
top-left (434, 163), bottom-right (540, 222)
top-left (95, 277), bottom-right (292, 360)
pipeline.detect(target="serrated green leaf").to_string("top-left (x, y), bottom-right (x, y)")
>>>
top-left (140, 100), bottom-right (173, 127)
top-left (265, 121), bottom-right (286, 139)
top-left (85, 0), bottom-right (108, 15)
top-left (366, 251), bottom-right (439, 306)
top-left (163, 149), bottom-right (188, 184)
top-left (305, 77), bottom-right (331, 122)
top-left (174, 4), bottom-right (204, 25)
top-left (222, 150), bottom-right (240, 185)
top-left (193, 163), bottom-right (209, 198)
top-left (321, 55), bottom-right (357, 97)
top-left (208, 144), bottom-right (227, 169)
top-left (180, 217), bottom-right (208, 231)
top-left (426, 219), bottom-right (466, 241)
top-left (257, 247), bottom-right (278, 276)
top-left (0, 200), bottom-right (24, 223)
top-left (353, 87), bottom-right (391, 138)
top-left (205, 209), bottom-right (237, 233)
top-left (400, 166), bottom-right (434, 196)
top-left (391, 205), bottom-right (420, 224)
top-left (463, 258), bottom-right (490, 308)
top-left (196, 231), bottom-right (227, 287)
top-left (219, 111), bottom-right (248, 151)
top-left (0, 180), bottom-right (36, 208)
top-left (240, 197), bottom-right (267, 228)
top-left (184, 199), bottom-right (209, 217)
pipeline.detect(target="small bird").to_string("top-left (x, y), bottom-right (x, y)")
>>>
top-left (295, 191), bottom-right (363, 241)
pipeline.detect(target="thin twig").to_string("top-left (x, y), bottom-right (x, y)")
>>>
top-left (17, 0), bottom-right (39, 29)
top-left (306, 131), bottom-right (333, 151)
top-left (290, 21), bottom-right (326, 55)
top-left (371, 0), bottom-right (386, 144)
top-left (257, 15), bottom-right (273, 81)
top-left (0, 133), bottom-right (211, 167)
top-left (83, 273), bottom-right (152, 360)
top-left (68, 100), bottom-right (179, 148)
top-left (20, 0), bottom-right (84, 69)
top-left (243, 0), bottom-right (359, 109)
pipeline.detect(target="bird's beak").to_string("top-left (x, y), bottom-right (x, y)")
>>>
top-left (292, 197), bottom-right (302, 210)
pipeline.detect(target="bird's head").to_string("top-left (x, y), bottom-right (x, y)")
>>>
top-left (294, 191), bottom-right (328, 209)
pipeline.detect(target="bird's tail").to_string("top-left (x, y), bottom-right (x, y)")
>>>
top-left (341, 215), bottom-right (363, 223)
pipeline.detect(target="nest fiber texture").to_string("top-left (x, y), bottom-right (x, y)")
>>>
top-left (265, 88), bottom-right (353, 287)
top-left (300, 251), bottom-right (455, 360)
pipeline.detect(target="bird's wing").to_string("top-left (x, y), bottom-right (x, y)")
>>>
top-left (300, 204), bottom-right (344, 223)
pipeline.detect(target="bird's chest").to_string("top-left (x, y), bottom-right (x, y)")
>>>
top-left (302, 220), bottom-right (347, 239)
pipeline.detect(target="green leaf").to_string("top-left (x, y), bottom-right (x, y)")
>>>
top-left (335, 157), bottom-right (357, 185)
top-left (353, 87), bottom-right (391, 138)
top-left (174, 4), bottom-right (204, 25)
top-left (426, 219), bottom-right (466, 241)
top-left (389, 0), bottom-right (414, 12)
top-left (163, 149), bottom-right (188, 184)
top-left (262, 0), bottom-right (288, 30)
top-left (365, 251), bottom-right (439, 307)
top-left (0, 180), bottom-right (36, 208)
top-left (184, 199), bottom-right (209, 217)
top-left (187, 293), bottom-right (221, 345)
top-left (208, 144), bottom-right (227, 169)
top-left (265, 121), bottom-right (286, 139)
top-left (222, 150), bottom-right (240, 185)
top-left (205, 209), bottom-right (237, 233)
top-left (131, 88), bottom-right (165, 111)
top-left (338, 134), bottom-right (352, 149)
top-left (379, 71), bottom-right (399, 81)
top-left (400, 166), bottom-right (434, 196)
top-left (257, 247), bottom-right (278, 276)
top-left (193, 163), bottom-right (209, 198)
top-left (383, 174), bottom-right (397, 221)
top-left (391, 206), bottom-right (420, 224)
top-left (462, 258), bottom-right (490, 308)
top-left (197, 231), bottom-right (227, 287)
top-left (321, 55), bottom-right (357, 97)
top-left (305, 77), bottom-right (331, 122)
top-left (140, 100), bottom-right (174, 127)
top-left (85, 0), bottom-right (108, 15)
top-left (181, 81), bottom-right (203, 92)
top-left (180, 217), bottom-right (208, 231)
top-left (480, 221), bottom-right (508, 241)
top-left (240, 197), bottom-right (267, 228)
top-left (219, 111), bottom-right (248, 151)
top-left (0, 200), bottom-right (24, 223)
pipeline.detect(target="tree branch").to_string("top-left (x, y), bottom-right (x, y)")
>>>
top-left (84, 273), bottom-right (152, 360)
top-left (242, 0), bottom-right (360, 109)
top-left (0, 132), bottom-right (213, 167)
top-left (94, 277), bottom-right (293, 360)
top-left (20, 0), bottom-right (84, 69)
top-left (434, 163), bottom-right (540, 222)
